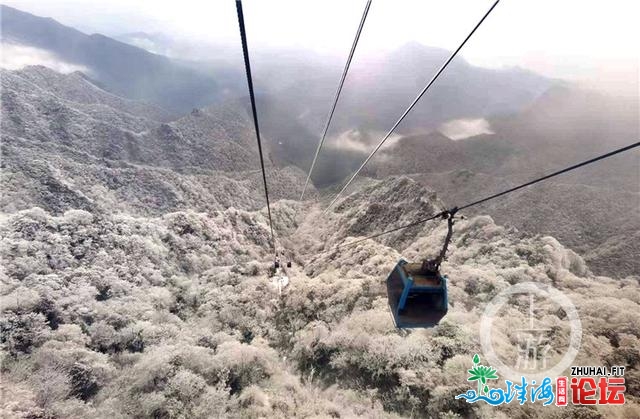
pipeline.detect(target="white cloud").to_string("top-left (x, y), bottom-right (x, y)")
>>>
top-left (438, 118), bottom-right (493, 140)
top-left (0, 43), bottom-right (90, 74)
top-left (327, 129), bottom-right (402, 153)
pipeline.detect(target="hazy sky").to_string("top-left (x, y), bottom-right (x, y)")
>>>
top-left (3, 0), bottom-right (639, 94)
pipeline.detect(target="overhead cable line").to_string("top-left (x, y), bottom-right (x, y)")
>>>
top-left (236, 0), bottom-right (275, 251)
top-left (300, 0), bottom-right (373, 200)
top-left (324, 0), bottom-right (501, 212)
top-left (328, 141), bottom-right (640, 251)
top-left (334, 212), bottom-right (446, 250)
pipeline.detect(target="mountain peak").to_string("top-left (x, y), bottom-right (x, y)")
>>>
top-left (0, 5), bottom-right (222, 113)
top-left (389, 41), bottom-right (468, 66)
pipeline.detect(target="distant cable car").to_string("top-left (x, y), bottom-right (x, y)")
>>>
top-left (270, 251), bottom-right (292, 295)
top-left (386, 209), bottom-right (457, 328)
top-left (271, 271), bottom-right (289, 295)
top-left (273, 251), bottom-right (292, 270)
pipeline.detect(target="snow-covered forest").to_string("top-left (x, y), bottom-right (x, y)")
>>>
top-left (2, 178), bottom-right (639, 417)
top-left (1, 4), bottom-right (639, 418)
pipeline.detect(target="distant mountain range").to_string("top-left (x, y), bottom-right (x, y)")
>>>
top-left (2, 5), bottom-right (551, 135)
top-left (1, 5), bottom-right (228, 114)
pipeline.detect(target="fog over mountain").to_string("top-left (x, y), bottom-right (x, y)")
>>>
top-left (1, 5), bottom-right (550, 130)
top-left (1, 4), bottom-right (639, 419)
top-left (0, 5), bottom-right (231, 114)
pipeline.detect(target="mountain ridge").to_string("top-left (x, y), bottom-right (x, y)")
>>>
top-left (2, 5), bottom-right (552, 147)
top-left (1, 4), bottom-right (225, 113)
top-left (1, 65), bottom-right (312, 217)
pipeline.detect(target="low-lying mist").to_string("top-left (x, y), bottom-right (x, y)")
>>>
top-left (0, 42), bottom-right (90, 74)
top-left (438, 118), bottom-right (493, 140)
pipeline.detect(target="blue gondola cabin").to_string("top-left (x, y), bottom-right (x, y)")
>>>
top-left (386, 259), bottom-right (448, 328)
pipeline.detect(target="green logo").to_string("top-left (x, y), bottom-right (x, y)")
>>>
top-left (467, 354), bottom-right (499, 395)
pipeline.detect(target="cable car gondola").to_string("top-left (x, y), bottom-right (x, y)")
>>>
top-left (386, 209), bottom-right (457, 328)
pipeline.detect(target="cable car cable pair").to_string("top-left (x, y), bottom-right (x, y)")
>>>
top-left (236, 0), bottom-right (372, 269)
top-left (300, 0), bottom-right (372, 200)
top-left (324, 0), bottom-right (501, 213)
